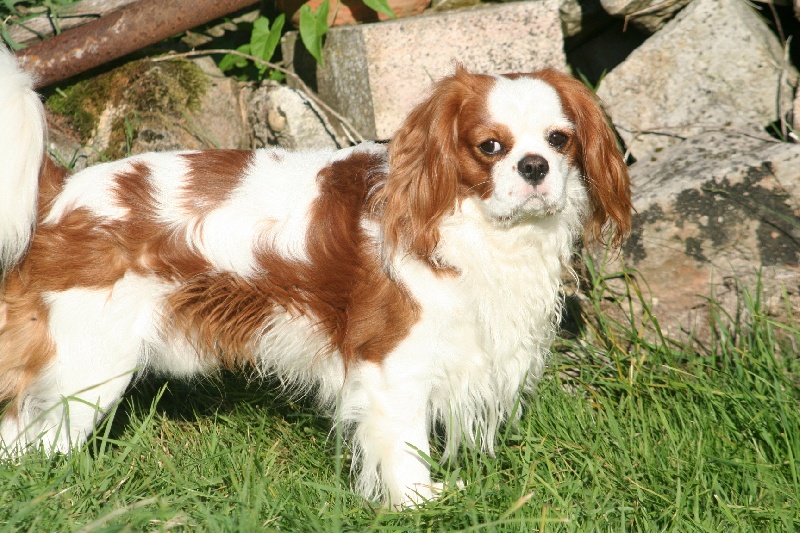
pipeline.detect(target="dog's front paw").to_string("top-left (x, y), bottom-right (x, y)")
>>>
top-left (392, 483), bottom-right (434, 510)
top-left (431, 478), bottom-right (465, 494)
top-left (393, 479), bottom-right (466, 510)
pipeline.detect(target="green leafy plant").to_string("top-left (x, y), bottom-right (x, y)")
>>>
top-left (219, 15), bottom-right (285, 80)
top-left (298, 0), bottom-right (396, 65)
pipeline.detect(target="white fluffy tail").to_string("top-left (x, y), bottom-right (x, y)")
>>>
top-left (0, 46), bottom-right (45, 270)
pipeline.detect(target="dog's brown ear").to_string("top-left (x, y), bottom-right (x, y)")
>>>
top-left (531, 70), bottom-right (632, 248)
top-left (377, 68), bottom-right (478, 263)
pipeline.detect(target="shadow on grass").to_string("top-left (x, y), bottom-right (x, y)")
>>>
top-left (97, 371), bottom-right (331, 457)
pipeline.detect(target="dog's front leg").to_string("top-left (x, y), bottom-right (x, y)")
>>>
top-left (346, 360), bottom-right (434, 508)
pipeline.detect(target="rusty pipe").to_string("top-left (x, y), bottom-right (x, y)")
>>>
top-left (16, 0), bottom-right (259, 88)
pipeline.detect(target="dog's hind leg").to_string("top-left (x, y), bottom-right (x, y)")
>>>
top-left (1, 276), bottom-right (164, 454)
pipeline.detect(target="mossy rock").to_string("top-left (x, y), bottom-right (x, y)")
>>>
top-left (47, 57), bottom-right (248, 161)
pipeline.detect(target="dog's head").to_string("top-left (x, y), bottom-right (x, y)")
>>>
top-left (377, 67), bottom-right (632, 261)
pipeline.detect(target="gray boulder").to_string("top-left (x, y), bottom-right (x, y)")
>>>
top-left (596, 133), bottom-right (800, 341)
top-left (128, 57), bottom-right (249, 154)
top-left (45, 117), bottom-right (91, 172)
top-left (597, 0), bottom-right (797, 162)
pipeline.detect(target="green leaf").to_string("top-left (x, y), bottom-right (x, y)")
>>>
top-left (249, 15), bottom-right (284, 65)
top-left (250, 17), bottom-right (272, 58)
top-left (218, 43), bottom-right (251, 73)
top-left (217, 16), bottom-right (285, 78)
top-left (361, 0), bottom-right (396, 18)
top-left (299, 0), bottom-right (330, 66)
top-left (264, 14), bottom-right (285, 61)
top-left (314, 0), bottom-right (330, 37)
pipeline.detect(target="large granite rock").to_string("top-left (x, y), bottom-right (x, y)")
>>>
top-left (597, 0), bottom-right (797, 162)
top-left (596, 133), bottom-right (800, 341)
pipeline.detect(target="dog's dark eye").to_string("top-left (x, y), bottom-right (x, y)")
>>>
top-left (479, 140), bottom-right (504, 155)
top-left (548, 131), bottom-right (569, 149)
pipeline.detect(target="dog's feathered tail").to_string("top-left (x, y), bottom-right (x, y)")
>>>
top-left (0, 46), bottom-right (45, 270)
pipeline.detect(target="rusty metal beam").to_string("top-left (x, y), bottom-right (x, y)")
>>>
top-left (16, 0), bottom-right (259, 88)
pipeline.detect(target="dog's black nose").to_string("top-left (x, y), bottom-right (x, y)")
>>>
top-left (517, 155), bottom-right (549, 184)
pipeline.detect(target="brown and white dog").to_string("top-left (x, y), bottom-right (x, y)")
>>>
top-left (0, 47), bottom-right (630, 507)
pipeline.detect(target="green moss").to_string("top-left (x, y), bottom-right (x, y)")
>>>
top-left (46, 58), bottom-right (209, 157)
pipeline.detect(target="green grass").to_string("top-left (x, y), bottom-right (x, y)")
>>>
top-left (1, 270), bottom-right (798, 532)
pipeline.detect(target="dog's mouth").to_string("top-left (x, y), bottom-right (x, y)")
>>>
top-left (492, 192), bottom-right (563, 226)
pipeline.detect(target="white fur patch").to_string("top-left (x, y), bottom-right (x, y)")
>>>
top-left (0, 46), bottom-right (44, 267)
